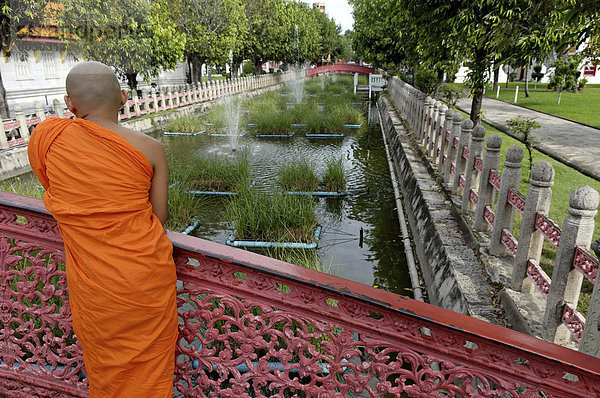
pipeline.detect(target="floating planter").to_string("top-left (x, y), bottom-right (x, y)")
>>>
top-left (286, 191), bottom-right (346, 197)
top-left (246, 123), bottom-right (257, 127)
top-left (164, 130), bottom-right (205, 136)
top-left (351, 102), bottom-right (364, 106)
top-left (291, 123), bottom-right (307, 128)
top-left (256, 132), bottom-right (295, 138)
top-left (208, 132), bottom-right (248, 137)
top-left (344, 124), bottom-right (363, 129)
top-left (306, 133), bottom-right (344, 138)
top-left (226, 226), bottom-right (322, 249)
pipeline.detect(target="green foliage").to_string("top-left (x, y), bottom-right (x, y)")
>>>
top-left (227, 190), bottom-right (318, 243)
top-left (506, 117), bottom-right (541, 175)
top-left (165, 116), bottom-right (205, 134)
top-left (532, 65), bottom-right (545, 83)
top-left (60, 0), bottom-right (185, 89)
top-left (414, 68), bottom-right (438, 95)
top-left (242, 60), bottom-right (255, 76)
top-left (278, 159), bottom-right (319, 192)
top-left (550, 56), bottom-right (581, 95)
top-left (439, 83), bottom-right (464, 106)
top-left (323, 157), bottom-right (346, 192)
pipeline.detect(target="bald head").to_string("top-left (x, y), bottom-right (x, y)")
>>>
top-left (66, 61), bottom-right (123, 115)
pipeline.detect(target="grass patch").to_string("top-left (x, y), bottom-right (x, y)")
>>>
top-left (180, 151), bottom-right (250, 193)
top-left (227, 189), bottom-right (318, 243)
top-left (263, 248), bottom-right (337, 274)
top-left (323, 156), bottom-right (346, 192)
top-left (487, 88), bottom-right (600, 127)
top-left (164, 115), bottom-right (205, 134)
top-left (278, 159), bottom-right (320, 192)
top-left (204, 104), bottom-right (227, 130)
top-left (332, 103), bottom-right (365, 126)
top-left (0, 175), bottom-right (45, 199)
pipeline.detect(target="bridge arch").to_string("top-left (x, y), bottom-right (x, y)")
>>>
top-left (306, 64), bottom-right (375, 78)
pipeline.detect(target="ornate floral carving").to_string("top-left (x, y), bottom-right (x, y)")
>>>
top-left (562, 304), bottom-right (585, 342)
top-left (527, 259), bottom-right (551, 297)
top-left (501, 229), bottom-right (518, 256)
top-left (462, 145), bottom-right (469, 160)
top-left (459, 175), bottom-right (466, 188)
top-left (474, 156), bottom-right (483, 172)
top-left (535, 213), bottom-right (561, 248)
top-left (489, 170), bottom-right (501, 190)
top-left (484, 205), bottom-right (495, 227)
top-left (453, 137), bottom-right (459, 149)
top-left (451, 164), bottom-right (456, 175)
top-left (573, 247), bottom-right (598, 284)
top-left (508, 188), bottom-right (525, 214)
top-left (470, 189), bottom-right (479, 205)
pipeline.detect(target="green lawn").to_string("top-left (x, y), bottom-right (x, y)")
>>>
top-left (489, 88), bottom-right (600, 127)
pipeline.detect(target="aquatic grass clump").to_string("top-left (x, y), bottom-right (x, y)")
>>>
top-left (290, 102), bottom-right (318, 124)
top-left (227, 190), bottom-right (318, 243)
top-left (304, 78), bottom-right (323, 94)
top-left (278, 159), bottom-right (320, 192)
top-left (165, 116), bottom-right (205, 134)
top-left (165, 183), bottom-right (207, 232)
top-left (0, 175), bottom-right (45, 199)
top-left (264, 248), bottom-right (336, 274)
top-left (204, 104), bottom-right (227, 130)
top-left (323, 157), bottom-right (346, 192)
top-left (332, 103), bottom-right (365, 126)
top-left (253, 109), bottom-right (293, 135)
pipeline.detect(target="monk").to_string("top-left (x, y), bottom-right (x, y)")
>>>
top-left (28, 61), bottom-right (178, 397)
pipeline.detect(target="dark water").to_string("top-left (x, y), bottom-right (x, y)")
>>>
top-left (153, 104), bottom-right (412, 297)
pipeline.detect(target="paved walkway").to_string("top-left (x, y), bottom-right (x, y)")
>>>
top-left (456, 96), bottom-right (600, 181)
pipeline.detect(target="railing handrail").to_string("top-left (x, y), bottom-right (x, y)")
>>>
top-left (2, 189), bottom-right (600, 378)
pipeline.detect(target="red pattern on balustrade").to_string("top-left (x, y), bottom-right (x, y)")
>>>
top-left (2, 191), bottom-right (600, 397)
top-left (489, 170), bottom-right (501, 190)
top-left (459, 175), bottom-right (465, 188)
top-left (453, 137), bottom-right (459, 148)
top-left (501, 229), bottom-right (518, 256)
top-left (474, 156), bottom-right (483, 172)
top-left (507, 188), bottom-right (525, 214)
top-left (462, 146), bottom-right (469, 160)
top-left (526, 259), bottom-right (551, 298)
top-left (450, 163), bottom-right (455, 175)
top-left (535, 213), bottom-right (561, 248)
top-left (443, 155), bottom-right (447, 165)
top-left (573, 247), bottom-right (598, 284)
top-left (484, 205), bottom-right (495, 226)
top-left (562, 303), bottom-right (586, 342)
top-left (445, 131), bottom-right (450, 141)
top-left (470, 189), bottom-right (478, 205)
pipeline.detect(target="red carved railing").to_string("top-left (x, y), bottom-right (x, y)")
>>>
top-left (2, 191), bottom-right (600, 397)
top-left (507, 188), bottom-right (525, 214)
top-left (535, 213), bottom-right (561, 248)
top-left (563, 304), bottom-right (586, 342)
top-left (459, 175), bottom-right (465, 188)
top-left (470, 189), bottom-right (478, 205)
top-left (573, 247), bottom-right (599, 284)
top-left (474, 156), bottom-right (483, 172)
top-left (462, 145), bottom-right (469, 160)
top-left (501, 229), bottom-right (518, 256)
top-left (489, 170), bottom-right (501, 190)
top-left (527, 259), bottom-right (551, 297)
top-left (484, 205), bottom-right (495, 226)
top-left (306, 64), bottom-right (375, 77)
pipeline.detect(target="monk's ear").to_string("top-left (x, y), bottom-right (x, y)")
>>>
top-left (119, 90), bottom-right (128, 108)
top-left (64, 95), bottom-right (76, 114)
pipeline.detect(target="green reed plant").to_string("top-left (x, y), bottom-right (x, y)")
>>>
top-left (323, 157), bottom-right (346, 192)
top-left (278, 159), bottom-right (320, 192)
top-left (264, 248), bottom-right (336, 274)
top-left (189, 152), bottom-right (250, 192)
top-left (0, 175), bottom-right (45, 199)
top-left (204, 104), bottom-right (227, 130)
top-left (227, 189), bottom-right (318, 243)
top-left (290, 102), bottom-right (318, 124)
top-left (253, 109), bottom-right (293, 135)
top-left (165, 183), bottom-right (207, 232)
top-left (164, 116), bottom-right (205, 134)
top-left (332, 103), bottom-right (365, 126)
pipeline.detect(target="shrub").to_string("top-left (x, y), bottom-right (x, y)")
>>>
top-left (323, 157), bottom-right (346, 192)
top-left (439, 84), bottom-right (464, 106)
top-left (506, 117), bottom-right (541, 176)
top-left (414, 68), bottom-right (437, 95)
top-left (165, 116), bottom-right (205, 134)
top-left (278, 159), bottom-right (320, 192)
top-left (242, 61), bottom-right (255, 76)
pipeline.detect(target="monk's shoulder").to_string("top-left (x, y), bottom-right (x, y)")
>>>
top-left (114, 126), bottom-right (164, 166)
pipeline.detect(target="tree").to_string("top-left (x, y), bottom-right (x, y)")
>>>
top-left (60, 0), bottom-right (185, 90)
top-left (313, 9), bottom-right (342, 64)
top-left (0, 0), bottom-right (46, 117)
top-left (339, 30), bottom-right (355, 60)
top-left (165, 0), bottom-right (246, 83)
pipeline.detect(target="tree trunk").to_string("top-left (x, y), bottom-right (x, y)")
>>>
top-left (254, 60), bottom-right (263, 75)
top-left (470, 89), bottom-right (483, 125)
top-left (557, 89), bottom-right (562, 105)
top-left (492, 65), bottom-right (499, 91)
top-left (125, 72), bottom-right (138, 91)
top-left (505, 66), bottom-right (510, 88)
top-left (207, 67), bottom-right (212, 82)
top-left (524, 64), bottom-right (530, 98)
top-left (0, 70), bottom-right (10, 118)
top-left (190, 57), bottom-right (199, 85)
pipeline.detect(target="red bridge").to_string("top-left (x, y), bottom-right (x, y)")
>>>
top-left (306, 63), bottom-right (375, 77)
top-left (1, 190), bottom-right (600, 397)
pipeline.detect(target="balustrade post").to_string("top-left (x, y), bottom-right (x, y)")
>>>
top-left (428, 101), bottom-right (440, 156)
top-left (0, 120), bottom-right (7, 149)
top-left (151, 87), bottom-right (159, 111)
top-left (421, 97), bottom-right (432, 142)
top-left (34, 102), bottom-right (46, 122)
top-left (473, 134), bottom-right (502, 231)
top-left (141, 89), bottom-right (149, 113)
top-left (444, 113), bottom-right (462, 184)
top-left (432, 104), bottom-right (447, 163)
top-left (52, 99), bottom-right (64, 118)
top-left (133, 91), bottom-right (141, 115)
top-left (123, 93), bottom-right (132, 119)
top-left (452, 119), bottom-right (473, 195)
top-left (543, 186), bottom-right (599, 345)
top-left (438, 108), bottom-right (454, 173)
top-left (511, 162), bottom-right (555, 291)
top-left (14, 105), bottom-right (29, 140)
top-left (461, 125), bottom-right (486, 212)
top-left (489, 146), bottom-right (523, 256)
top-left (581, 262), bottom-right (600, 356)
top-left (175, 86), bottom-right (182, 107)
top-left (191, 83), bottom-right (198, 102)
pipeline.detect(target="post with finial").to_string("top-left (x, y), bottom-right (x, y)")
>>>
top-left (0, 119), bottom-right (7, 149)
top-left (461, 124), bottom-right (486, 212)
top-left (53, 99), bottom-right (64, 118)
top-left (489, 145), bottom-right (523, 256)
top-left (133, 90), bottom-right (141, 115)
top-left (34, 102), bottom-right (46, 122)
top-left (581, 240), bottom-right (600, 356)
top-left (141, 89), bottom-right (149, 113)
top-left (473, 134), bottom-right (502, 231)
top-left (444, 113), bottom-right (463, 184)
top-left (543, 186), bottom-right (599, 346)
top-left (432, 103), bottom-right (448, 163)
top-left (511, 161), bottom-right (555, 291)
top-left (438, 108), bottom-right (454, 173)
top-left (151, 87), bottom-right (158, 111)
top-left (428, 101), bottom-right (440, 157)
top-left (452, 118), bottom-right (473, 195)
top-left (14, 105), bottom-right (29, 140)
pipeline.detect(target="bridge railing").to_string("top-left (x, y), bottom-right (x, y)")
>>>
top-left (306, 64), bottom-right (375, 77)
top-left (0, 71), bottom-right (302, 150)
top-left (2, 190), bottom-right (600, 396)
top-left (388, 77), bottom-right (600, 357)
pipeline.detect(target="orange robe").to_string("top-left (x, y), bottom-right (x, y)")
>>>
top-left (28, 118), bottom-right (178, 397)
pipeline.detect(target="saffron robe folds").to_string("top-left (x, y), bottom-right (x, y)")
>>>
top-left (28, 118), bottom-right (177, 397)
